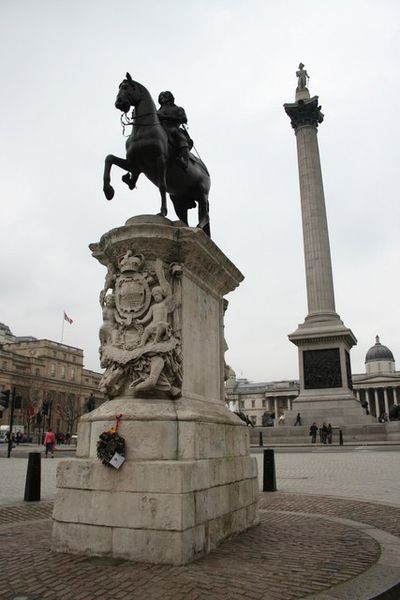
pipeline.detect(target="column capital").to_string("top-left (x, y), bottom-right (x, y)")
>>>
top-left (284, 96), bottom-right (324, 132)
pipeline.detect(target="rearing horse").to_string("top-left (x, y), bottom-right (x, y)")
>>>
top-left (103, 73), bottom-right (211, 237)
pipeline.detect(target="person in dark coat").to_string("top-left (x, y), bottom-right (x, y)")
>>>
top-left (309, 422), bottom-right (318, 443)
top-left (294, 412), bottom-right (302, 426)
top-left (321, 422), bottom-right (328, 444)
top-left (327, 423), bottom-right (333, 444)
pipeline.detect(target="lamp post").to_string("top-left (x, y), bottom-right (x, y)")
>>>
top-left (7, 387), bottom-right (16, 458)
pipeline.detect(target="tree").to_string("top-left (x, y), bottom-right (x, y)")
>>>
top-left (55, 393), bottom-right (82, 433)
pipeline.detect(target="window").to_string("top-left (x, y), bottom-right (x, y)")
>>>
top-left (50, 364), bottom-right (56, 377)
top-left (53, 351), bottom-right (57, 358)
top-left (262, 399), bottom-right (266, 408)
top-left (251, 400), bottom-right (255, 408)
top-left (35, 368), bottom-right (40, 376)
top-left (71, 367), bottom-right (75, 381)
top-left (61, 366), bottom-right (66, 379)
top-left (63, 353), bottom-right (66, 360)
top-left (72, 356), bottom-right (76, 363)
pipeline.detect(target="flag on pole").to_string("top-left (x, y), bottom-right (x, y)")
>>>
top-left (64, 311), bottom-right (73, 324)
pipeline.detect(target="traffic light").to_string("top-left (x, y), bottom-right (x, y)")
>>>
top-left (41, 401), bottom-right (49, 416)
top-left (0, 389), bottom-right (10, 410)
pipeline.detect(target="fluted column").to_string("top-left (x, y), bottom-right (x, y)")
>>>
top-left (365, 389), bottom-right (371, 415)
top-left (374, 389), bottom-right (379, 419)
top-left (274, 397), bottom-right (278, 418)
top-left (384, 388), bottom-right (389, 415)
top-left (284, 93), bottom-right (339, 323)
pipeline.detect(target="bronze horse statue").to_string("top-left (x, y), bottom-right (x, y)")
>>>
top-left (103, 74), bottom-right (211, 237)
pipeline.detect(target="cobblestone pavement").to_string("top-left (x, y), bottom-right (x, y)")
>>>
top-left (0, 495), bottom-right (383, 600)
top-left (0, 501), bottom-right (52, 526)
top-left (1, 449), bottom-right (400, 598)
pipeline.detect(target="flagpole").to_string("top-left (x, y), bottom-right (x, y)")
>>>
top-left (61, 312), bottom-right (65, 344)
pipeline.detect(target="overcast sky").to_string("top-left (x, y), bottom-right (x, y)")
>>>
top-left (0, 0), bottom-right (399, 382)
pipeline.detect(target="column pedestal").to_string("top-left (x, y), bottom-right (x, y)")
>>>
top-left (285, 319), bottom-right (373, 426)
top-left (52, 216), bottom-right (258, 565)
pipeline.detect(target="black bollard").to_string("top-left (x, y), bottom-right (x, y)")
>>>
top-left (24, 452), bottom-right (41, 502)
top-left (259, 431), bottom-right (263, 447)
top-left (263, 448), bottom-right (277, 492)
top-left (339, 430), bottom-right (344, 446)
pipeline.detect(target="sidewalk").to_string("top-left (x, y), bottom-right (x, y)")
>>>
top-left (0, 442), bottom-right (76, 459)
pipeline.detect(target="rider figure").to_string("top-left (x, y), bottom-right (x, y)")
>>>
top-left (157, 91), bottom-right (193, 170)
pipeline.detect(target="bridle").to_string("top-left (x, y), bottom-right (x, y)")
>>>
top-left (118, 81), bottom-right (161, 136)
top-left (120, 111), bottom-right (162, 136)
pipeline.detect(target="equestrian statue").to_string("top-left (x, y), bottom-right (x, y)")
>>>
top-left (103, 73), bottom-right (211, 237)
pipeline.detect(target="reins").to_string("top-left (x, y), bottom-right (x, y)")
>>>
top-left (119, 106), bottom-right (206, 167)
top-left (120, 110), bottom-right (161, 136)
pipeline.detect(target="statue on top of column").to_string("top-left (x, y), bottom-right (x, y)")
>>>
top-left (296, 63), bottom-right (309, 91)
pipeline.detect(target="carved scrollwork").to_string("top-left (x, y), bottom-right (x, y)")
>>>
top-left (99, 252), bottom-right (182, 400)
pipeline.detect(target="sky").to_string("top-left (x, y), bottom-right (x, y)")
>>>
top-left (0, 0), bottom-right (399, 382)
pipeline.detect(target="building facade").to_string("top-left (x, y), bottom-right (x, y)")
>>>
top-left (226, 337), bottom-right (400, 426)
top-left (0, 322), bottom-right (104, 437)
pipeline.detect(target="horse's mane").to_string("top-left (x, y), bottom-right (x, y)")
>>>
top-left (130, 79), bottom-right (157, 112)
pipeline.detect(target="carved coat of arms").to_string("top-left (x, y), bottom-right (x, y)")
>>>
top-left (115, 273), bottom-right (151, 325)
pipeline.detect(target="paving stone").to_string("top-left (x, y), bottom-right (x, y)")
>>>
top-left (0, 494), bottom-right (385, 600)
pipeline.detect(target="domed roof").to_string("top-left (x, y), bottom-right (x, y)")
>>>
top-left (365, 336), bottom-right (394, 362)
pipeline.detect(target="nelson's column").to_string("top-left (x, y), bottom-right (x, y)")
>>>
top-left (283, 64), bottom-right (371, 426)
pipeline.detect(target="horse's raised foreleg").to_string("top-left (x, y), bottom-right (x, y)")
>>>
top-left (103, 154), bottom-right (131, 201)
top-left (156, 156), bottom-right (168, 217)
top-left (122, 170), bottom-right (139, 190)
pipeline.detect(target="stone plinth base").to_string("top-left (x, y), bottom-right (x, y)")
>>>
top-left (251, 420), bottom-right (400, 445)
top-left (284, 392), bottom-right (374, 427)
top-left (52, 397), bottom-right (259, 565)
top-left (288, 317), bottom-right (372, 427)
top-left (52, 216), bottom-right (258, 564)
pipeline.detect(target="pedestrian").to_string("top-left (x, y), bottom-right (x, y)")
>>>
top-left (43, 427), bottom-right (56, 458)
top-left (327, 423), bottom-right (333, 444)
top-left (309, 422), bottom-right (318, 443)
top-left (321, 422), bottom-right (328, 444)
top-left (294, 412), bottom-right (302, 426)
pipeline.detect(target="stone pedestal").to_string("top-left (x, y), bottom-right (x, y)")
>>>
top-left (287, 320), bottom-right (374, 426)
top-left (52, 216), bottom-right (258, 565)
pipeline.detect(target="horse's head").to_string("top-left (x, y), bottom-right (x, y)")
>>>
top-left (115, 72), bottom-right (141, 113)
